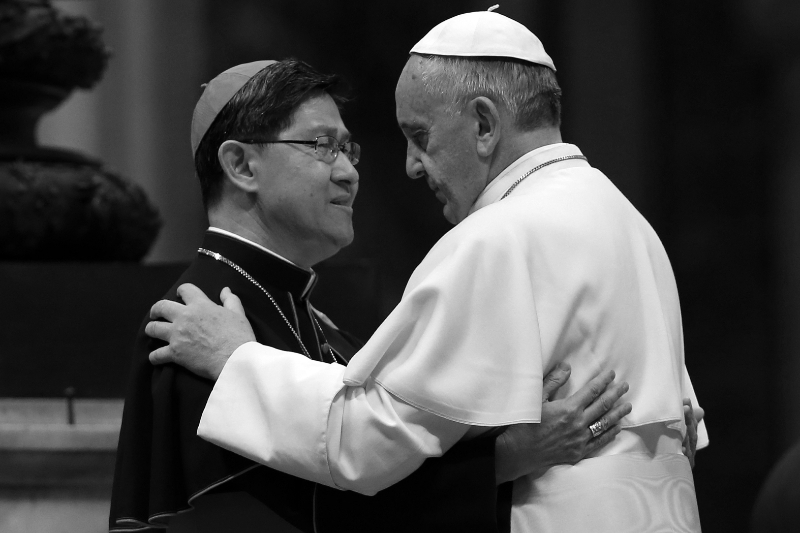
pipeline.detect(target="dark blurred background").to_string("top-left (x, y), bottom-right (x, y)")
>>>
top-left (7, 0), bottom-right (800, 531)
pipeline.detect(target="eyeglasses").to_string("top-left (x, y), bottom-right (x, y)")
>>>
top-left (238, 135), bottom-right (360, 166)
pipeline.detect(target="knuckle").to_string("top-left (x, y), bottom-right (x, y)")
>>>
top-left (164, 345), bottom-right (175, 361)
top-left (601, 396), bottom-right (612, 411)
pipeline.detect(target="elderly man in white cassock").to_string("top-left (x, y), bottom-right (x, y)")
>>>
top-left (148, 8), bottom-right (708, 533)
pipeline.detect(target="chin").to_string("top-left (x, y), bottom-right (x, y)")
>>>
top-left (442, 206), bottom-right (460, 225)
top-left (332, 231), bottom-right (355, 251)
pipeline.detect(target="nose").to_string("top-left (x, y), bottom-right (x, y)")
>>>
top-left (405, 143), bottom-right (425, 180)
top-left (332, 153), bottom-right (359, 187)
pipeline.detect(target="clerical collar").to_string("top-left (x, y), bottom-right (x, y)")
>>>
top-left (207, 227), bottom-right (302, 267)
top-left (201, 229), bottom-right (317, 300)
top-left (467, 143), bottom-right (587, 216)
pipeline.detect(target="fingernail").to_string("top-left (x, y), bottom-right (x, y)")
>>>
top-left (622, 383), bottom-right (629, 393)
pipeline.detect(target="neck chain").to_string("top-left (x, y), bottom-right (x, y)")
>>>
top-left (198, 247), bottom-right (334, 361)
top-left (500, 155), bottom-right (588, 200)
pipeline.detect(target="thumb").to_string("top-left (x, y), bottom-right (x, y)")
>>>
top-left (220, 287), bottom-right (246, 316)
top-left (542, 362), bottom-right (571, 401)
top-left (694, 406), bottom-right (705, 424)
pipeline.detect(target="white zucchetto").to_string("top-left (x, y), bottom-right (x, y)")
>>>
top-left (410, 9), bottom-right (556, 70)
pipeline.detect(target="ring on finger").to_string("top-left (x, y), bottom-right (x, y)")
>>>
top-left (589, 418), bottom-right (607, 438)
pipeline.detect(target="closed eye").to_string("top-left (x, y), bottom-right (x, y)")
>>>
top-left (412, 131), bottom-right (428, 151)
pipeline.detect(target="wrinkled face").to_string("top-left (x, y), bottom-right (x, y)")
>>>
top-left (395, 57), bottom-right (486, 224)
top-left (253, 94), bottom-right (358, 265)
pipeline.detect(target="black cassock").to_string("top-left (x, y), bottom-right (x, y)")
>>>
top-left (110, 230), bottom-right (503, 532)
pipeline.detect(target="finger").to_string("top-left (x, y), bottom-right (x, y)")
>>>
top-left (583, 381), bottom-right (629, 423)
top-left (541, 362), bottom-right (571, 401)
top-left (220, 287), bottom-right (247, 316)
top-left (149, 345), bottom-right (175, 365)
top-left (600, 401), bottom-right (632, 429)
top-left (682, 398), bottom-right (695, 425)
top-left (685, 405), bottom-right (698, 444)
top-left (569, 370), bottom-right (616, 409)
top-left (149, 299), bottom-right (185, 321)
top-left (585, 424), bottom-right (622, 457)
top-left (144, 320), bottom-right (173, 342)
top-left (682, 437), bottom-right (696, 468)
top-left (176, 283), bottom-right (212, 304)
top-left (683, 404), bottom-right (695, 428)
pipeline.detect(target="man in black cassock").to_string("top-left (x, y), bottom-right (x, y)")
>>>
top-left (110, 59), bottom-right (628, 532)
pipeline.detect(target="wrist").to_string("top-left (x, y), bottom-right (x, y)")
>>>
top-left (495, 431), bottom-right (521, 484)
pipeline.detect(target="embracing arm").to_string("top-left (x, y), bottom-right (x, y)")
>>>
top-left (198, 341), bottom-right (631, 493)
top-left (148, 285), bottom-right (632, 494)
top-left (148, 285), bottom-right (470, 493)
top-left (198, 341), bottom-right (468, 494)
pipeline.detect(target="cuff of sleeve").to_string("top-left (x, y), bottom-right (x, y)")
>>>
top-left (696, 419), bottom-right (710, 450)
top-left (199, 341), bottom-right (347, 487)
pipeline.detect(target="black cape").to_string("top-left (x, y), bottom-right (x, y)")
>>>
top-left (110, 231), bottom-right (503, 532)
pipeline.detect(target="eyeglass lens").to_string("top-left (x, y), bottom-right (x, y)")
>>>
top-left (317, 136), bottom-right (360, 165)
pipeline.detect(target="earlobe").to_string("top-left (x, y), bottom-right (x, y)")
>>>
top-left (472, 97), bottom-right (501, 158)
top-left (219, 141), bottom-right (260, 193)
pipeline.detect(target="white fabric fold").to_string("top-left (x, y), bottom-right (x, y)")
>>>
top-left (199, 342), bottom-right (469, 495)
top-left (199, 342), bottom-right (346, 488)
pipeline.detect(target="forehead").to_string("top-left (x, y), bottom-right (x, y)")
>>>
top-left (395, 57), bottom-right (445, 128)
top-left (285, 93), bottom-right (350, 138)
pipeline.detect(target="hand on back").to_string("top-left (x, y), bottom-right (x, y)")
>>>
top-left (146, 284), bottom-right (255, 380)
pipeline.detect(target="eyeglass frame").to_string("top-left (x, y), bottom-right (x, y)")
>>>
top-left (236, 135), bottom-right (360, 166)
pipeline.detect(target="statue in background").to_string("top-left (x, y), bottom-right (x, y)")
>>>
top-left (0, 0), bottom-right (161, 261)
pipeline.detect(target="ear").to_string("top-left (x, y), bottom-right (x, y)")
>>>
top-left (469, 97), bottom-right (502, 158)
top-left (218, 140), bottom-right (261, 194)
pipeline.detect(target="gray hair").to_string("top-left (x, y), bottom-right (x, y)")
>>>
top-left (413, 54), bottom-right (562, 130)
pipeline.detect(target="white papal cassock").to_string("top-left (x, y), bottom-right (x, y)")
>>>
top-left (199, 143), bottom-right (708, 532)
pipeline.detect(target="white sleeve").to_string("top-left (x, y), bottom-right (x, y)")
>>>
top-left (198, 341), bottom-right (470, 496)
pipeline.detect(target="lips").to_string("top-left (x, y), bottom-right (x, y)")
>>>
top-left (330, 195), bottom-right (352, 206)
top-left (426, 180), bottom-right (446, 204)
top-left (330, 196), bottom-right (354, 214)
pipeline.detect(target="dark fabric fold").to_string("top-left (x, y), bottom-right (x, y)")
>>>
top-left (110, 232), bottom-right (345, 531)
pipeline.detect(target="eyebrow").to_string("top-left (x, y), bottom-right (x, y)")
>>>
top-left (312, 125), bottom-right (351, 142)
top-left (397, 117), bottom-right (427, 131)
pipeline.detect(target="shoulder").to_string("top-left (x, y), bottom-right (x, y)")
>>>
top-left (426, 168), bottom-right (642, 269)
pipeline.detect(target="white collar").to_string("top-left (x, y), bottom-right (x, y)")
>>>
top-left (468, 143), bottom-right (585, 216)
top-left (207, 227), bottom-right (304, 270)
